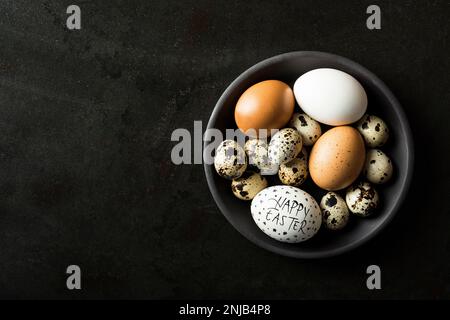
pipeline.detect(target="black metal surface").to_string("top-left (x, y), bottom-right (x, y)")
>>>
top-left (0, 0), bottom-right (448, 299)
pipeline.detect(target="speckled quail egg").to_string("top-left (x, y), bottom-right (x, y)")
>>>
top-left (244, 139), bottom-right (279, 175)
top-left (214, 140), bottom-right (247, 180)
top-left (320, 192), bottom-right (349, 230)
top-left (289, 113), bottom-right (322, 146)
top-left (244, 139), bottom-right (267, 167)
top-left (356, 114), bottom-right (389, 148)
top-left (231, 171), bottom-right (268, 200)
top-left (364, 149), bottom-right (393, 184)
top-left (268, 128), bottom-right (303, 166)
top-left (278, 148), bottom-right (309, 186)
top-left (346, 181), bottom-right (379, 217)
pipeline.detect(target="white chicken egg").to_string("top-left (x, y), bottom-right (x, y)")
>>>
top-left (293, 68), bottom-right (367, 126)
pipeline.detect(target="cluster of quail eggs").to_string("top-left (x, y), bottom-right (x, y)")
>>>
top-left (320, 114), bottom-right (393, 230)
top-left (214, 112), bottom-right (394, 233)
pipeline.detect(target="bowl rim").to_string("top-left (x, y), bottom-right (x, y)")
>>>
top-left (203, 51), bottom-right (414, 258)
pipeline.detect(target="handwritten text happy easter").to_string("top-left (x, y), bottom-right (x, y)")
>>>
top-left (266, 196), bottom-right (310, 233)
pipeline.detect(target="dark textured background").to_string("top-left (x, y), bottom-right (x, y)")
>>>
top-left (0, 0), bottom-right (448, 299)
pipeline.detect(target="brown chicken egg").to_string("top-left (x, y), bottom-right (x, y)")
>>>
top-left (309, 126), bottom-right (365, 191)
top-left (234, 80), bottom-right (294, 138)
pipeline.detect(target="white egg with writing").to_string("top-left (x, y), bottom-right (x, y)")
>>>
top-left (251, 185), bottom-right (322, 243)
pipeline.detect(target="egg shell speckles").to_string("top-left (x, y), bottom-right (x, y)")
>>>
top-left (345, 181), bottom-right (379, 217)
top-left (214, 140), bottom-right (247, 180)
top-left (278, 148), bottom-right (309, 187)
top-left (364, 149), bottom-right (393, 184)
top-left (231, 171), bottom-right (268, 200)
top-left (289, 113), bottom-right (322, 146)
top-left (268, 128), bottom-right (303, 166)
top-left (251, 185), bottom-right (321, 243)
top-left (244, 139), bottom-right (269, 169)
top-left (320, 192), bottom-right (349, 230)
top-left (356, 114), bottom-right (389, 148)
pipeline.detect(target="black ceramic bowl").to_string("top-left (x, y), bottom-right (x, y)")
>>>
top-left (204, 51), bottom-right (413, 258)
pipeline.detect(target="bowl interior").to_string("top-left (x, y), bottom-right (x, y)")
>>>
top-left (204, 51), bottom-right (413, 258)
